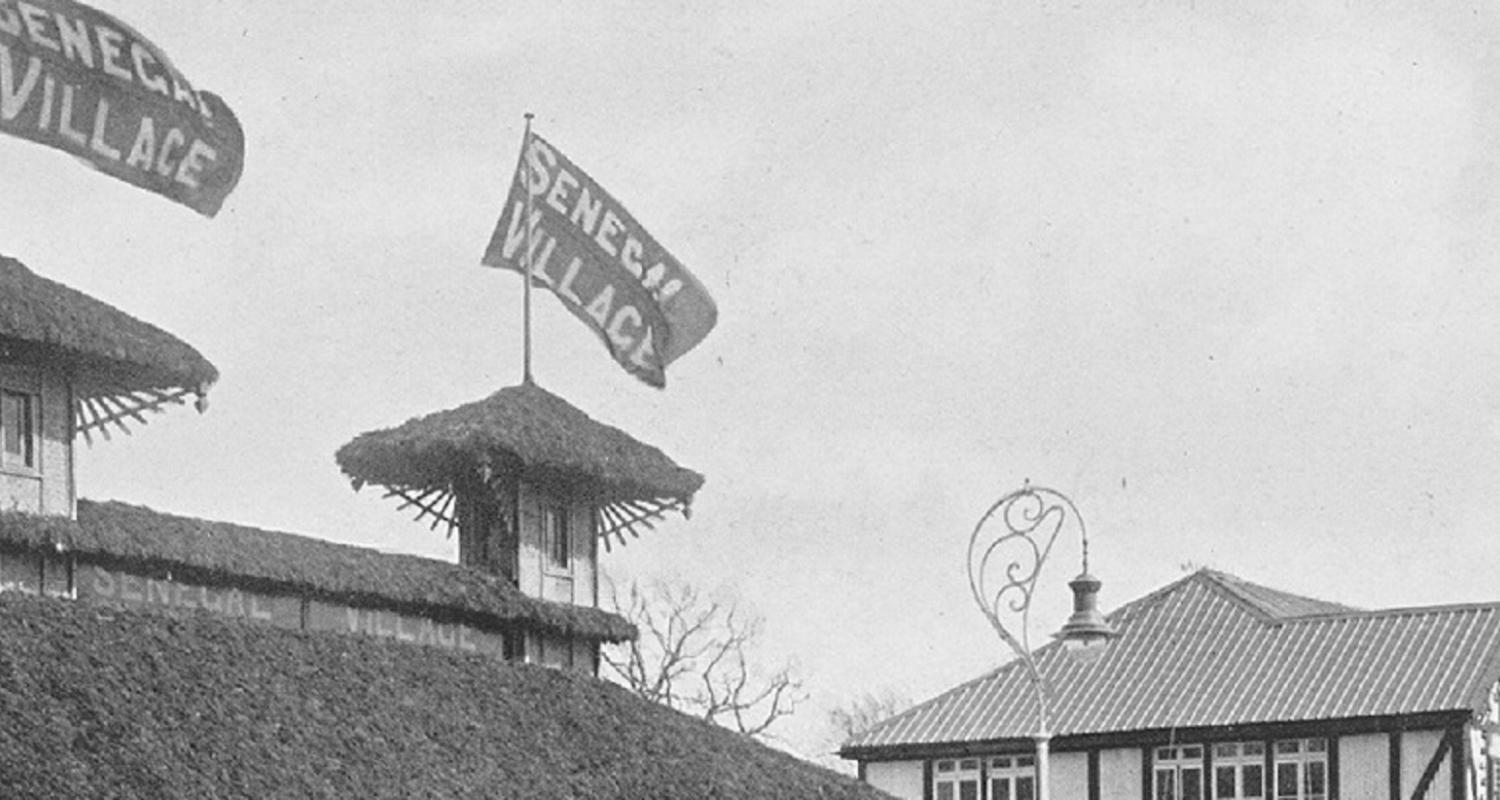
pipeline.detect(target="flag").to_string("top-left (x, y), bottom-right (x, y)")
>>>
top-left (0, 0), bottom-right (244, 216)
top-left (481, 131), bottom-right (717, 388)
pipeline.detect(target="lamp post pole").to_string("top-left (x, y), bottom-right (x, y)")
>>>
top-left (966, 484), bottom-right (1116, 800)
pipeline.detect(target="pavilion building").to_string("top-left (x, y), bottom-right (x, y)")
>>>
top-left (843, 568), bottom-right (1500, 800)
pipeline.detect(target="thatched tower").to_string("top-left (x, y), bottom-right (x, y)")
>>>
top-left (0, 255), bottom-right (216, 518)
top-left (335, 382), bottom-right (702, 668)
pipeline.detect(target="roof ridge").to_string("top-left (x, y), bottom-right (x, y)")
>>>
top-left (1101, 570), bottom-right (1207, 624)
top-left (1196, 568), bottom-right (1355, 621)
top-left (1281, 599), bottom-right (1500, 624)
top-left (1194, 569), bottom-right (1286, 623)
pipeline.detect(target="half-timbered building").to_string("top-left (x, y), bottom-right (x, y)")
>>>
top-left (843, 568), bottom-right (1500, 800)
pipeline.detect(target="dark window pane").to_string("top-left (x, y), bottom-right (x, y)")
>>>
top-left (1183, 767), bottom-right (1202, 800)
top-left (1217, 766), bottom-right (1237, 798)
top-left (544, 506), bottom-right (570, 568)
top-left (1276, 764), bottom-right (1298, 798)
top-left (1305, 761), bottom-right (1325, 794)
top-left (959, 780), bottom-right (978, 800)
top-left (1243, 765), bottom-right (1264, 797)
top-left (1158, 770), bottom-right (1176, 800)
top-left (1, 393), bottom-right (19, 458)
top-left (991, 779), bottom-right (1011, 800)
top-left (1016, 776), bottom-right (1034, 800)
top-left (937, 783), bottom-right (954, 800)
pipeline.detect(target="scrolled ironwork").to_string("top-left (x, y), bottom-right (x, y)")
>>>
top-left (965, 483), bottom-right (1089, 737)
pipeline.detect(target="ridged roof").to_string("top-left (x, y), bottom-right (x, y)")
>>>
top-left (844, 569), bottom-right (1500, 754)
top-left (0, 593), bottom-right (889, 799)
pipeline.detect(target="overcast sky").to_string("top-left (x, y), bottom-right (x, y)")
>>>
top-left (3, 0), bottom-right (1497, 764)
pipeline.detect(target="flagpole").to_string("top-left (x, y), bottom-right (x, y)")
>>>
top-left (521, 112), bottom-right (535, 386)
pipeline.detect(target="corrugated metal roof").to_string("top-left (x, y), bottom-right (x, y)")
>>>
top-left (846, 569), bottom-right (1500, 752)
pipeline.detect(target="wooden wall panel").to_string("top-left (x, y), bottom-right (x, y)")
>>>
top-left (306, 601), bottom-right (506, 658)
top-left (76, 563), bottom-right (302, 630)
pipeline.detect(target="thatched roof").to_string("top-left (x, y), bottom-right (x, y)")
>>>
top-left (0, 593), bottom-right (891, 799)
top-left (0, 499), bottom-right (635, 642)
top-left (335, 383), bottom-right (705, 546)
top-left (0, 254), bottom-right (218, 437)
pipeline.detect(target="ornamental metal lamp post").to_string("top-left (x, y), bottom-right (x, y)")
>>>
top-left (966, 484), bottom-right (1119, 800)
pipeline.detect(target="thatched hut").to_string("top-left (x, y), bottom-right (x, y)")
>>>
top-left (0, 255), bottom-right (876, 796)
top-left (0, 254), bottom-right (216, 519)
top-left (336, 381), bottom-right (703, 670)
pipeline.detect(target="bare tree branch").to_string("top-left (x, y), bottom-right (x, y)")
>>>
top-left (601, 575), bottom-right (805, 741)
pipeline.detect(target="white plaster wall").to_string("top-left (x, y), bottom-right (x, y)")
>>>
top-left (1340, 734), bottom-right (1387, 800)
top-left (38, 369), bottom-right (69, 516)
top-left (865, 761), bottom-right (924, 800)
top-left (518, 482), bottom-right (598, 607)
top-left (571, 501), bottom-right (596, 606)
top-left (0, 364), bottom-right (70, 516)
top-left (1402, 729), bottom-right (1450, 800)
top-left (0, 473), bottom-right (40, 513)
top-left (1052, 751), bottom-right (1089, 800)
top-left (1099, 747), bottom-right (1142, 800)
top-left (516, 482), bottom-right (544, 598)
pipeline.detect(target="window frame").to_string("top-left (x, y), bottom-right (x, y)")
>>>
top-left (988, 755), bottom-right (1036, 800)
top-left (933, 758), bottom-right (981, 800)
top-left (1155, 745), bottom-right (1205, 800)
top-left (0, 387), bottom-right (39, 475)
top-left (541, 501), bottom-right (571, 573)
top-left (1212, 741), bottom-right (1266, 800)
top-left (1271, 738), bottom-right (1327, 800)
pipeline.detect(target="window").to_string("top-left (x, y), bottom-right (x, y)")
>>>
top-left (542, 503), bottom-right (569, 570)
top-left (1156, 746), bottom-right (1204, 800)
top-left (1213, 742), bottom-right (1265, 800)
top-left (0, 390), bottom-right (35, 470)
top-left (1486, 752), bottom-right (1499, 800)
top-left (1272, 739), bottom-right (1326, 800)
top-left (933, 758), bottom-right (981, 800)
top-left (989, 755), bottom-right (1036, 800)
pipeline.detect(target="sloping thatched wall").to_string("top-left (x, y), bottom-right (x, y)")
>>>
top-left (0, 499), bottom-right (635, 642)
top-left (0, 593), bottom-right (892, 799)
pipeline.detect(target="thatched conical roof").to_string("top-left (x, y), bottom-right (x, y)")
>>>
top-left (0, 254), bottom-right (218, 436)
top-left (335, 383), bottom-right (703, 545)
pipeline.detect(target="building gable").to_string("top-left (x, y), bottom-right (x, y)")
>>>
top-left (845, 570), bottom-right (1500, 756)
